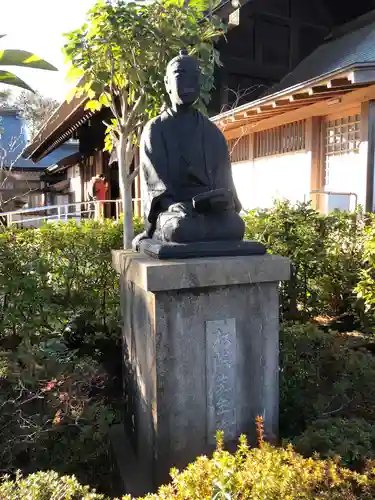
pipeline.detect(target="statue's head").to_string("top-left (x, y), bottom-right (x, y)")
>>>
top-left (165, 49), bottom-right (200, 107)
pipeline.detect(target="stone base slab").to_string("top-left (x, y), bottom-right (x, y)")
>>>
top-left (138, 238), bottom-right (266, 259)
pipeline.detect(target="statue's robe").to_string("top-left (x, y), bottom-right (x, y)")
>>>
top-left (139, 108), bottom-right (241, 237)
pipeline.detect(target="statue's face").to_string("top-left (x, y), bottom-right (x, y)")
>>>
top-left (165, 57), bottom-right (200, 106)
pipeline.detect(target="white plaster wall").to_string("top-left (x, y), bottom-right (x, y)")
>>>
top-left (232, 151), bottom-right (311, 211)
top-left (67, 165), bottom-right (82, 203)
top-left (324, 149), bottom-right (366, 211)
top-left (70, 177), bottom-right (82, 203)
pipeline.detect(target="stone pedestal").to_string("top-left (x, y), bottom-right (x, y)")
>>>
top-left (112, 251), bottom-right (290, 494)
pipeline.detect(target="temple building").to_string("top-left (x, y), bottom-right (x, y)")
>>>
top-left (22, 0), bottom-right (375, 215)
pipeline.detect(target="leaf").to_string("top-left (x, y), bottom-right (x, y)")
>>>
top-left (0, 50), bottom-right (58, 71)
top-left (66, 65), bottom-right (84, 82)
top-left (99, 93), bottom-right (110, 107)
top-left (84, 99), bottom-right (102, 112)
top-left (0, 70), bottom-right (34, 91)
top-left (90, 81), bottom-right (104, 95)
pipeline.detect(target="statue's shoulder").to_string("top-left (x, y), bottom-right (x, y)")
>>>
top-left (200, 112), bottom-right (227, 143)
top-left (141, 115), bottom-right (166, 146)
top-left (142, 115), bottom-right (162, 134)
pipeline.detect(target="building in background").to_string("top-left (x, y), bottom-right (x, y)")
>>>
top-left (0, 109), bottom-right (77, 214)
top-left (209, 0), bottom-right (375, 114)
top-left (213, 10), bottom-right (375, 213)
top-left (22, 0), bottom-right (375, 217)
top-left (22, 94), bottom-right (141, 220)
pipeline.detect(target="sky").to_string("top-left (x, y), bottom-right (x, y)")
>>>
top-left (0, 0), bottom-right (96, 102)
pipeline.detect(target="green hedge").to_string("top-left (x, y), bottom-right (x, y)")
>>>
top-left (280, 323), bottom-right (375, 470)
top-left (0, 219), bottom-right (141, 492)
top-left (244, 201), bottom-right (365, 322)
top-left (356, 213), bottom-right (375, 325)
top-left (1, 208), bottom-right (375, 495)
top-left (294, 417), bottom-right (375, 467)
top-left (280, 323), bottom-right (375, 436)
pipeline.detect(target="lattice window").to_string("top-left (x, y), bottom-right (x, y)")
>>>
top-left (324, 114), bottom-right (361, 187)
top-left (228, 135), bottom-right (250, 163)
top-left (325, 114), bottom-right (360, 157)
top-left (254, 120), bottom-right (306, 158)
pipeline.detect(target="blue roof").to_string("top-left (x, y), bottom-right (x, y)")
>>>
top-left (0, 110), bottom-right (78, 169)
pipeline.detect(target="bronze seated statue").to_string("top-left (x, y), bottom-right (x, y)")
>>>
top-left (151, 189), bottom-right (245, 243)
top-left (133, 49), bottom-right (265, 259)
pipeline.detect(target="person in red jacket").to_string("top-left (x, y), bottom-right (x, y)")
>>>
top-left (91, 174), bottom-right (108, 218)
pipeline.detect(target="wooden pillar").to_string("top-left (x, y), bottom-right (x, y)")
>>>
top-left (363, 101), bottom-right (375, 212)
top-left (306, 117), bottom-right (323, 211)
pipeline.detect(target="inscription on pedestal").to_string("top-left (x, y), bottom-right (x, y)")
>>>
top-left (206, 318), bottom-right (237, 445)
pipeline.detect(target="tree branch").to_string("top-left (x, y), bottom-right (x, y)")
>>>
top-left (120, 88), bottom-right (128, 126)
top-left (109, 54), bottom-right (121, 125)
top-left (128, 166), bottom-right (139, 185)
top-left (125, 93), bottom-right (144, 130)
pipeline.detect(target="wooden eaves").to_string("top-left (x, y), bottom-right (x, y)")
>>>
top-left (212, 63), bottom-right (375, 139)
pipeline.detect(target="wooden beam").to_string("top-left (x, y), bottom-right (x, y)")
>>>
top-left (327, 77), bottom-right (351, 88)
top-left (251, 108), bottom-right (299, 118)
top-left (308, 86), bottom-right (327, 95)
top-left (220, 83), bottom-right (375, 140)
top-left (285, 97), bottom-right (336, 107)
top-left (272, 99), bottom-right (291, 106)
top-left (325, 105), bottom-right (360, 121)
top-left (290, 92), bottom-right (314, 101)
top-left (308, 84), bottom-right (367, 97)
top-left (270, 100), bottom-right (310, 109)
top-left (223, 106), bottom-right (303, 124)
top-left (257, 105), bottom-right (274, 113)
top-left (224, 97), bottom-right (352, 127)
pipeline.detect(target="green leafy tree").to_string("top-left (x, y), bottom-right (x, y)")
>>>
top-left (63, 0), bottom-right (224, 248)
top-left (0, 87), bottom-right (12, 107)
top-left (14, 91), bottom-right (59, 139)
top-left (0, 35), bottom-right (57, 91)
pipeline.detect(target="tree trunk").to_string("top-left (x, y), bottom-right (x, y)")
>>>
top-left (122, 182), bottom-right (134, 249)
top-left (117, 136), bottom-right (134, 249)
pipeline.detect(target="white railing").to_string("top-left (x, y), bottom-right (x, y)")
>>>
top-left (309, 190), bottom-right (358, 214)
top-left (0, 198), bottom-right (142, 228)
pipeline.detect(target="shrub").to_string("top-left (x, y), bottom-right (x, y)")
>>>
top-left (280, 323), bottom-right (375, 438)
top-left (318, 211), bottom-right (364, 319)
top-left (0, 470), bottom-right (104, 499)
top-left (3, 438), bottom-right (375, 499)
top-left (0, 219), bottom-right (123, 342)
top-left (356, 214), bottom-right (375, 325)
top-left (0, 219), bottom-right (143, 492)
top-left (244, 201), bottom-right (364, 322)
top-left (0, 308), bottom-right (119, 490)
top-left (294, 418), bottom-right (375, 467)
